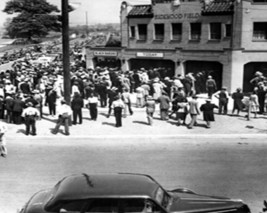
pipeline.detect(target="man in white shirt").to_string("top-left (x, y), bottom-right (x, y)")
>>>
top-left (52, 100), bottom-right (73, 135)
top-left (21, 102), bottom-right (40, 136)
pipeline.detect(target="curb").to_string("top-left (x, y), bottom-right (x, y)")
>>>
top-left (6, 133), bottom-right (267, 140)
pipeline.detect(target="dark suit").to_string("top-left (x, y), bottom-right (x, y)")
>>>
top-left (71, 96), bottom-right (84, 124)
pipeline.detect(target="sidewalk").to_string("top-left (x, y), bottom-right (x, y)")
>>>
top-left (4, 94), bottom-right (267, 139)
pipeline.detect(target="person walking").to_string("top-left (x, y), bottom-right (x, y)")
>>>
top-left (21, 102), bottom-right (40, 136)
top-left (52, 100), bottom-right (73, 135)
top-left (145, 95), bottom-right (156, 125)
top-left (0, 121), bottom-right (7, 158)
top-left (231, 88), bottom-right (244, 116)
top-left (107, 87), bottom-right (118, 118)
top-left (71, 92), bottom-right (84, 125)
top-left (176, 94), bottom-right (188, 126)
top-left (200, 99), bottom-right (218, 128)
top-left (87, 93), bottom-right (98, 121)
top-left (206, 75), bottom-right (217, 99)
top-left (111, 95), bottom-right (125, 127)
top-left (157, 91), bottom-right (170, 120)
top-left (187, 95), bottom-right (200, 129)
top-left (121, 88), bottom-right (133, 117)
top-left (135, 85), bottom-right (145, 108)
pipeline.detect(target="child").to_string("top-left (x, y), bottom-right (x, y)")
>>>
top-left (247, 91), bottom-right (259, 121)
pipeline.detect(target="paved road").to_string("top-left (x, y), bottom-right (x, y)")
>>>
top-left (1, 137), bottom-right (266, 213)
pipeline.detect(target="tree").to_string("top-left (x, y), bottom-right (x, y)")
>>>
top-left (3, 0), bottom-right (61, 40)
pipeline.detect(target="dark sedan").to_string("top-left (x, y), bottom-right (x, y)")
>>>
top-left (20, 173), bottom-right (250, 213)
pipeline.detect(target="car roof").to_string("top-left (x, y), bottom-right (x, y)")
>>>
top-left (45, 173), bottom-right (161, 209)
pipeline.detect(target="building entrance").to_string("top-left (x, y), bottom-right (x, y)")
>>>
top-left (93, 57), bottom-right (121, 69)
top-left (243, 62), bottom-right (267, 93)
top-left (129, 59), bottom-right (175, 78)
top-left (185, 61), bottom-right (222, 94)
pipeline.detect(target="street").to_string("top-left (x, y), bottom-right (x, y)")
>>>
top-left (1, 137), bottom-right (266, 213)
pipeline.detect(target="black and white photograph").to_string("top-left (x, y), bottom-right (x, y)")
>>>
top-left (0, 0), bottom-right (267, 213)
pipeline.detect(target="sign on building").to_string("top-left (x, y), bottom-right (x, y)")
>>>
top-left (94, 51), bottom-right (118, 57)
top-left (136, 52), bottom-right (164, 58)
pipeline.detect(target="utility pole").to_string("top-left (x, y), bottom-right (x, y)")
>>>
top-left (62, 0), bottom-right (71, 104)
top-left (86, 11), bottom-right (89, 38)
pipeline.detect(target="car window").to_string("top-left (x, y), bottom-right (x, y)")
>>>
top-left (59, 200), bottom-right (87, 212)
top-left (120, 198), bottom-right (145, 212)
top-left (85, 198), bottom-right (119, 212)
top-left (83, 198), bottom-right (165, 213)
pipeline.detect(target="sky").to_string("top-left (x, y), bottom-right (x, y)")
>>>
top-left (0, 0), bottom-right (151, 28)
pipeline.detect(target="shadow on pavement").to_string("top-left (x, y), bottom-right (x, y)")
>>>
top-left (16, 128), bottom-right (26, 135)
top-left (102, 122), bottom-right (115, 127)
top-left (132, 120), bottom-right (149, 125)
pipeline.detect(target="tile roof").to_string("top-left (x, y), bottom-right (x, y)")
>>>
top-left (127, 5), bottom-right (154, 18)
top-left (86, 36), bottom-right (107, 47)
top-left (202, 0), bottom-right (234, 15)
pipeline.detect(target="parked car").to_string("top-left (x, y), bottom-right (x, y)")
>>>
top-left (19, 173), bottom-right (250, 213)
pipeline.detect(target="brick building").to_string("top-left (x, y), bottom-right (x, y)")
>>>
top-left (86, 0), bottom-right (267, 93)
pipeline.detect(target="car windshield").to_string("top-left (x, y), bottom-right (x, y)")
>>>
top-left (155, 187), bottom-right (170, 209)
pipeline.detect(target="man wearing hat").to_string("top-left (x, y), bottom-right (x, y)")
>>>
top-left (111, 95), bottom-right (125, 127)
top-left (187, 95), bottom-right (200, 129)
top-left (22, 102), bottom-right (40, 136)
top-left (206, 75), bottom-right (217, 99)
top-left (71, 92), bottom-right (84, 124)
top-left (157, 91), bottom-right (171, 120)
top-left (200, 99), bottom-right (218, 128)
top-left (214, 87), bottom-right (229, 114)
top-left (107, 87), bottom-right (118, 118)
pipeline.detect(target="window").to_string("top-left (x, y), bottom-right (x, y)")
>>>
top-left (58, 200), bottom-right (87, 212)
top-left (154, 24), bottom-right (164, 40)
top-left (253, 22), bottom-right (267, 40)
top-left (138, 24), bottom-right (147, 40)
top-left (171, 23), bottom-right (182, 41)
top-left (130, 26), bottom-right (136, 38)
top-left (87, 199), bottom-right (119, 212)
top-left (84, 198), bottom-right (165, 213)
top-left (210, 23), bottom-right (221, 40)
top-left (190, 23), bottom-right (201, 40)
top-left (253, 0), bottom-right (267, 2)
top-left (225, 24), bottom-right (232, 38)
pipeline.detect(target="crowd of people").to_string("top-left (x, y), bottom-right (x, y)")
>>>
top-left (0, 39), bottom-right (266, 149)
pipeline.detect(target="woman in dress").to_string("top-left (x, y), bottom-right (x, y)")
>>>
top-left (247, 91), bottom-right (259, 121)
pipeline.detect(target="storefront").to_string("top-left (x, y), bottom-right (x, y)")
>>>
top-left (87, 49), bottom-right (122, 69)
top-left (185, 61), bottom-right (223, 93)
top-left (243, 62), bottom-right (267, 92)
